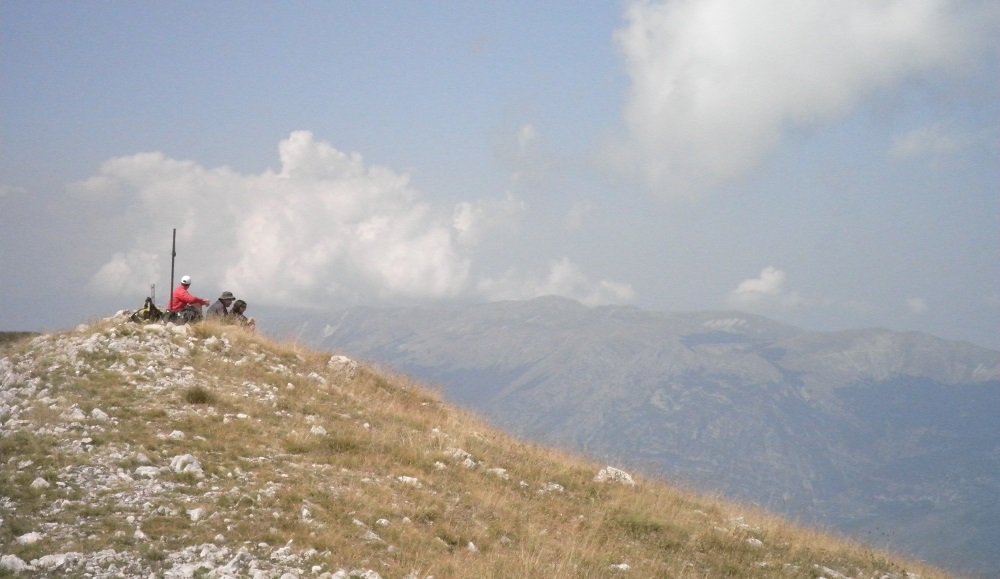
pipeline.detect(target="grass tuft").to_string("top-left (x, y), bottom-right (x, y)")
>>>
top-left (182, 385), bottom-right (215, 405)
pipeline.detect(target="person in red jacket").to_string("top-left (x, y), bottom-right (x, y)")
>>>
top-left (168, 275), bottom-right (209, 322)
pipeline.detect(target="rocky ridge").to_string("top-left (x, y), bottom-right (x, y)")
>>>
top-left (0, 320), bottom-right (381, 578)
top-left (1, 316), bottom-right (952, 578)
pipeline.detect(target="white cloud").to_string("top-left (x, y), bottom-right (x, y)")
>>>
top-left (74, 131), bottom-right (628, 309)
top-left (728, 266), bottom-right (802, 308)
top-left (452, 192), bottom-right (526, 246)
top-left (0, 184), bottom-right (27, 197)
top-left (611, 0), bottom-right (994, 199)
top-left (889, 121), bottom-right (973, 160)
top-left (88, 250), bottom-right (160, 297)
top-left (74, 132), bottom-right (469, 305)
top-left (500, 123), bottom-right (551, 184)
top-left (478, 257), bottom-right (635, 306)
top-left (517, 124), bottom-right (538, 151)
top-left (67, 174), bottom-right (123, 200)
top-left (906, 297), bottom-right (928, 313)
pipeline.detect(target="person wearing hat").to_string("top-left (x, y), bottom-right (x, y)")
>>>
top-left (167, 275), bottom-right (210, 322)
top-left (206, 291), bottom-right (236, 319)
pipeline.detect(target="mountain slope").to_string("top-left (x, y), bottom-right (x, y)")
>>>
top-left (0, 318), bottom-right (953, 578)
top-left (281, 297), bottom-right (1000, 578)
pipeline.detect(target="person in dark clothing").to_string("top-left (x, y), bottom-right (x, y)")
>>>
top-left (206, 291), bottom-right (236, 318)
top-left (226, 299), bottom-right (256, 331)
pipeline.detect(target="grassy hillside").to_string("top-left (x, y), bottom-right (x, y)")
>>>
top-left (0, 333), bottom-right (39, 352)
top-left (0, 319), bottom-right (953, 578)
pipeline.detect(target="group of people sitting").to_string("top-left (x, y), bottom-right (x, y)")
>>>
top-left (168, 275), bottom-right (255, 330)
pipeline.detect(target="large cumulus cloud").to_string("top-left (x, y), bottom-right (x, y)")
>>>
top-left (77, 131), bottom-right (632, 308)
top-left (611, 0), bottom-right (995, 199)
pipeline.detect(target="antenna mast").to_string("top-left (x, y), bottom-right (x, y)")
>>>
top-left (169, 228), bottom-right (177, 307)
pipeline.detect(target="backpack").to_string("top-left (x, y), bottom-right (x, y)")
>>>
top-left (129, 297), bottom-right (163, 323)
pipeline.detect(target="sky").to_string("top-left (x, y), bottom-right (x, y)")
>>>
top-left (2, 0), bottom-right (998, 350)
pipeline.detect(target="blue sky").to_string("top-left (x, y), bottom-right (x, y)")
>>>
top-left (2, 0), bottom-right (998, 349)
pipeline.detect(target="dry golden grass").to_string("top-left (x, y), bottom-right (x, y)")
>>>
top-left (0, 319), bottom-right (954, 578)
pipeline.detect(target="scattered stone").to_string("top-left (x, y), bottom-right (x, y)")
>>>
top-left (327, 355), bottom-right (359, 379)
top-left (0, 554), bottom-right (29, 573)
top-left (487, 467), bottom-right (510, 480)
top-left (134, 466), bottom-right (160, 478)
top-left (443, 447), bottom-right (472, 461)
top-left (16, 531), bottom-right (43, 544)
top-left (595, 466), bottom-right (636, 486)
top-left (609, 562), bottom-right (631, 572)
top-left (30, 477), bottom-right (50, 489)
top-left (90, 407), bottom-right (110, 421)
top-left (170, 454), bottom-right (203, 476)
top-left (310, 425), bottom-right (328, 435)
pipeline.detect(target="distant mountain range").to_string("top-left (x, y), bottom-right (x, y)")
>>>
top-left (271, 296), bottom-right (1000, 578)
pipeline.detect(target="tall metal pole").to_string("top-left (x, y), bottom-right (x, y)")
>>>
top-left (169, 228), bottom-right (177, 308)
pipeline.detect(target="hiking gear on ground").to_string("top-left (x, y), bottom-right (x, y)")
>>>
top-left (129, 297), bottom-right (163, 323)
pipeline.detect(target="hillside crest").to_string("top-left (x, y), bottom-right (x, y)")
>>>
top-left (1, 318), bottom-right (951, 578)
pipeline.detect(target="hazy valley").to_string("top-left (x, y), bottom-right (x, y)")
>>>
top-left (274, 297), bottom-right (1000, 578)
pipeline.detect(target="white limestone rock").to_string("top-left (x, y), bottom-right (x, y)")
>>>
top-left (539, 482), bottom-right (564, 494)
top-left (134, 466), bottom-right (160, 478)
top-left (487, 467), bottom-right (510, 480)
top-left (327, 355), bottom-right (359, 379)
top-left (16, 531), bottom-right (42, 545)
top-left (595, 466), bottom-right (636, 486)
top-left (170, 454), bottom-right (203, 476)
top-left (0, 554), bottom-right (29, 573)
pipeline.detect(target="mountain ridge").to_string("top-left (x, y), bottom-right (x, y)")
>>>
top-left (0, 318), bottom-right (956, 578)
top-left (275, 297), bottom-right (1000, 578)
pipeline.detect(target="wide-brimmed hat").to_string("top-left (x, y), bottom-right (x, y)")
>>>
top-left (220, 291), bottom-right (235, 300)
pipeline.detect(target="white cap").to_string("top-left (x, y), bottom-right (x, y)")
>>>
top-left (180, 275), bottom-right (191, 285)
